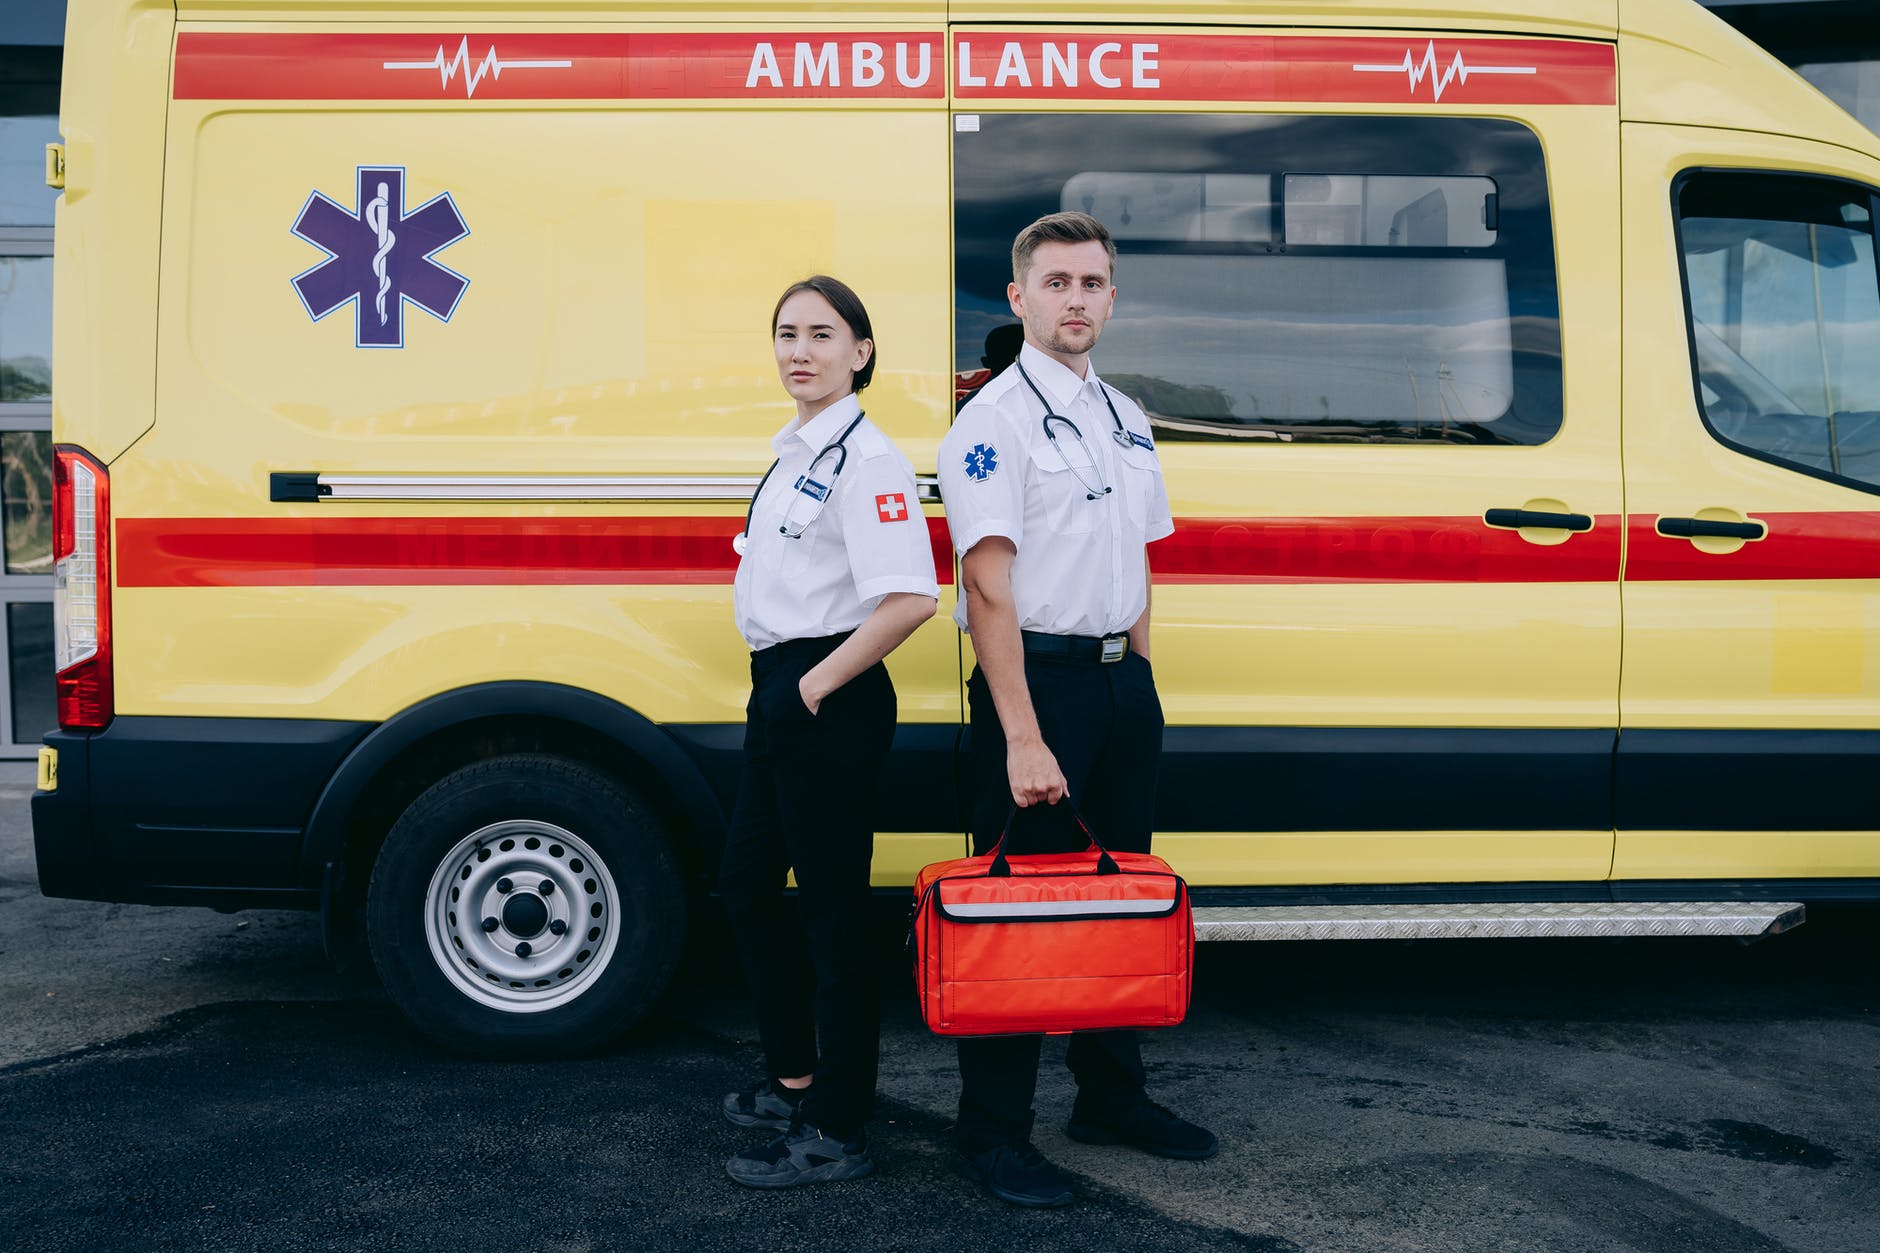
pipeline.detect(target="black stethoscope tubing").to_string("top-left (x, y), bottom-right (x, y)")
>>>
top-left (1017, 359), bottom-right (1135, 453)
top-left (738, 408), bottom-right (869, 549)
top-left (1017, 360), bottom-right (1137, 501)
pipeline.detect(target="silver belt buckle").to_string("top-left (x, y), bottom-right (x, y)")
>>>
top-left (1100, 634), bottom-right (1128, 664)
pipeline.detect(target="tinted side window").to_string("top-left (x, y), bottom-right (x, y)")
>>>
top-left (1678, 172), bottom-right (1880, 494)
top-left (953, 115), bottom-right (1562, 446)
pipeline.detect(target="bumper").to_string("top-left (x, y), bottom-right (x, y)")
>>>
top-left (33, 716), bottom-right (372, 909)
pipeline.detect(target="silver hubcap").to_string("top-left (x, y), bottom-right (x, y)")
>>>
top-left (424, 820), bottom-right (622, 1013)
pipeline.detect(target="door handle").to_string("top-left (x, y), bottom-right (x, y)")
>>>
top-left (1656, 516), bottom-right (1768, 541)
top-left (1484, 508), bottom-right (1592, 532)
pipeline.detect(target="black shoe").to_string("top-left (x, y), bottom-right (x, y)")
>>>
top-left (951, 1142), bottom-right (1076, 1207)
top-left (725, 1122), bottom-right (874, 1189)
top-left (721, 1079), bottom-right (806, 1132)
top-left (1067, 1096), bottom-right (1218, 1160)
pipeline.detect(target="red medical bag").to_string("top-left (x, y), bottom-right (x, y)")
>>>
top-left (911, 817), bottom-right (1194, 1037)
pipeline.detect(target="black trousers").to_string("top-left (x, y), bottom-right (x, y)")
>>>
top-left (955, 649), bottom-right (1164, 1152)
top-left (717, 633), bottom-right (895, 1141)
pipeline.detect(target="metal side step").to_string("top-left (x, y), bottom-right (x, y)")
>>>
top-left (1192, 901), bottom-right (1805, 942)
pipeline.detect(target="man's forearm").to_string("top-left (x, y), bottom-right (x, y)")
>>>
top-left (800, 592), bottom-right (937, 710)
top-left (965, 571), bottom-right (1042, 745)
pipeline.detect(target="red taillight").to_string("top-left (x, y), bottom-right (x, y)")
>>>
top-left (53, 446), bottom-right (112, 731)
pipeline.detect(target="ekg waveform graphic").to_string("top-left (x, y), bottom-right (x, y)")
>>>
top-left (1351, 40), bottom-right (1537, 102)
top-left (383, 36), bottom-right (573, 98)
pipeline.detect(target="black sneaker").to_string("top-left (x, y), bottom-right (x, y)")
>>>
top-left (725, 1122), bottom-right (874, 1189)
top-left (1067, 1096), bottom-right (1218, 1161)
top-left (721, 1080), bottom-right (805, 1132)
top-left (951, 1142), bottom-right (1076, 1208)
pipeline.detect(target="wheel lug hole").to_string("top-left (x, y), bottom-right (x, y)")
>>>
top-left (549, 920), bottom-right (567, 936)
top-left (539, 881), bottom-right (554, 896)
top-left (497, 877), bottom-right (514, 894)
top-left (481, 916), bottom-right (500, 933)
top-left (516, 942), bottom-right (532, 958)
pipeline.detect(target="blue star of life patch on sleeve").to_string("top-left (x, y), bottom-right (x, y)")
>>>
top-left (963, 443), bottom-right (999, 482)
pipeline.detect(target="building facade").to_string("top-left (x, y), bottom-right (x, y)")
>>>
top-left (0, 0), bottom-right (1872, 759)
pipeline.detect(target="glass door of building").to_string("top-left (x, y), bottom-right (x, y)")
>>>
top-left (1, 52), bottom-right (62, 759)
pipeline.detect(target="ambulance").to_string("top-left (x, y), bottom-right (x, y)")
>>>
top-left (34, 0), bottom-right (1880, 1056)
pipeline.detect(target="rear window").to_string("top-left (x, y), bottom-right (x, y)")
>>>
top-left (953, 114), bottom-right (1563, 446)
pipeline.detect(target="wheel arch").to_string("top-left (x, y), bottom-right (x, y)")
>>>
top-left (303, 682), bottom-right (729, 906)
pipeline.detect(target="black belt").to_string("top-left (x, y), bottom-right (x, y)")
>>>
top-left (1020, 630), bottom-right (1130, 664)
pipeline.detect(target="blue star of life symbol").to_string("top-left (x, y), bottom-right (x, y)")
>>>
top-left (291, 166), bottom-right (469, 349)
top-left (963, 443), bottom-right (999, 482)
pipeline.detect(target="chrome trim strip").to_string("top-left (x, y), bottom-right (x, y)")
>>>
top-left (1193, 901), bottom-right (1806, 942)
top-left (311, 474), bottom-right (943, 503)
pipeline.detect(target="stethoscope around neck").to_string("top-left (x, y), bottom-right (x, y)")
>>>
top-left (732, 409), bottom-right (868, 557)
top-left (1018, 359), bottom-right (1136, 502)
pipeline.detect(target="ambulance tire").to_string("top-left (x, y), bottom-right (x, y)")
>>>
top-left (365, 752), bottom-right (684, 1060)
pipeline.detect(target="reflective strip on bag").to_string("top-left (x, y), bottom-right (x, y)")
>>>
top-left (944, 898), bottom-right (1173, 918)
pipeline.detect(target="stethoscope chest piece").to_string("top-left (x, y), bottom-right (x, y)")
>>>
top-left (1113, 428), bottom-right (1135, 450)
top-left (732, 532), bottom-right (749, 557)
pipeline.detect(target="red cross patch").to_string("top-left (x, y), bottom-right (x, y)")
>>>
top-left (875, 493), bottom-right (909, 523)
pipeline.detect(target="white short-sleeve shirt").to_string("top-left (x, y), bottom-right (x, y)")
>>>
top-left (937, 343), bottom-right (1175, 637)
top-left (733, 394), bottom-right (940, 650)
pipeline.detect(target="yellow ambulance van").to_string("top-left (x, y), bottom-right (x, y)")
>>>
top-left (35, 0), bottom-right (1880, 1055)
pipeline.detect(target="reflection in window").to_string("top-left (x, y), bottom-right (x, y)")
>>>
top-left (0, 257), bottom-right (53, 402)
top-left (955, 115), bottom-right (1561, 445)
top-left (0, 115), bottom-right (59, 228)
top-left (3, 431), bottom-right (52, 574)
top-left (1103, 255), bottom-right (1513, 442)
top-left (1680, 174), bottom-right (1880, 491)
top-left (7, 602), bottom-right (52, 744)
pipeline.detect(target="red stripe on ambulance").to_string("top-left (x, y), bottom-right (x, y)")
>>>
top-left (116, 511), bottom-right (1874, 589)
top-left (172, 32), bottom-right (944, 100)
top-left (1151, 515), bottom-right (1624, 585)
top-left (951, 35), bottom-right (1614, 104)
top-left (1622, 512), bottom-right (1880, 582)
top-left (169, 31), bottom-right (1610, 105)
top-left (116, 516), bottom-right (958, 587)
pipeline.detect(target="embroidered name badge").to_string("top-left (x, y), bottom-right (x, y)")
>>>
top-left (875, 493), bottom-right (909, 523)
top-left (963, 443), bottom-right (999, 482)
top-left (793, 475), bottom-right (832, 502)
top-left (292, 165), bottom-right (469, 349)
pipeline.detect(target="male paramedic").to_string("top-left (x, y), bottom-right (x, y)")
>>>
top-left (937, 211), bottom-right (1218, 1208)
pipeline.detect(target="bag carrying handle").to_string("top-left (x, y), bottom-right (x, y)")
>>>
top-left (987, 799), bottom-right (1121, 878)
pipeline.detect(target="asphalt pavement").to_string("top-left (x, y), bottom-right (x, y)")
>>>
top-left (3, 763), bottom-right (1877, 1252)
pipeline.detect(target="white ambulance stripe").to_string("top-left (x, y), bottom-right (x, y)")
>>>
top-left (944, 897), bottom-right (1173, 918)
top-left (308, 473), bottom-right (940, 502)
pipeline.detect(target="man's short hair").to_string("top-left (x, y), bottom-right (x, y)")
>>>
top-left (1011, 211), bottom-right (1117, 285)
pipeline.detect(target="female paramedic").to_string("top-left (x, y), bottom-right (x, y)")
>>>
top-left (717, 276), bottom-right (939, 1188)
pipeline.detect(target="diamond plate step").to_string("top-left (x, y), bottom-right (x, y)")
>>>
top-left (1192, 901), bottom-right (1805, 942)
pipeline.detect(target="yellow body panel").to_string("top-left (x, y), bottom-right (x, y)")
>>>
top-left (134, 85), bottom-right (958, 726)
top-left (1618, 123), bottom-right (1880, 732)
top-left (1163, 831), bottom-right (1614, 887)
top-left (1614, 833), bottom-right (1880, 881)
top-left (51, 0), bottom-right (174, 464)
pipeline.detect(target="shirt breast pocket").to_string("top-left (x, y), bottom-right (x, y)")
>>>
top-left (1115, 442), bottom-right (1163, 534)
top-left (758, 484), bottom-right (825, 577)
top-left (1026, 433), bottom-right (1105, 536)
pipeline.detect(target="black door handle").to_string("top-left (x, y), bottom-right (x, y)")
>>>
top-left (1657, 516), bottom-right (1767, 541)
top-left (1484, 508), bottom-right (1593, 532)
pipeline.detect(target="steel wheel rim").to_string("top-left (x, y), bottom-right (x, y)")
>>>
top-left (424, 819), bottom-right (623, 1013)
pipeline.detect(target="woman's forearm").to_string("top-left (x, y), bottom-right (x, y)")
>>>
top-left (799, 592), bottom-right (938, 711)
